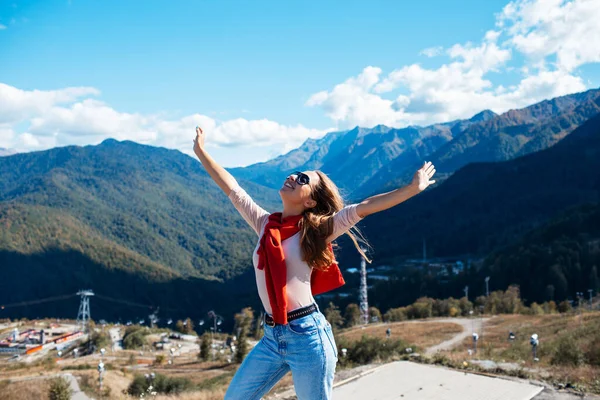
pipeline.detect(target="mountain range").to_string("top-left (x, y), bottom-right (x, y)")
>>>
top-left (231, 88), bottom-right (600, 201)
top-left (1, 87), bottom-right (599, 324)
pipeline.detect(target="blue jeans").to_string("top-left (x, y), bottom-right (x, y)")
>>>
top-left (224, 308), bottom-right (338, 400)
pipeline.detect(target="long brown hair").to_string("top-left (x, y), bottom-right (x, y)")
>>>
top-left (299, 170), bottom-right (371, 270)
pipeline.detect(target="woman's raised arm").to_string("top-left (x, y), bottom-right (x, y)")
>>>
top-left (193, 126), bottom-right (238, 196)
top-left (193, 126), bottom-right (269, 235)
top-left (355, 161), bottom-right (436, 218)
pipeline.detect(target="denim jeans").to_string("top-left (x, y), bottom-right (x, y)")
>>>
top-left (224, 307), bottom-right (338, 400)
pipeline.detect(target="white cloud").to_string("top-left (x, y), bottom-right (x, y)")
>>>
top-left (420, 46), bottom-right (443, 57)
top-left (0, 83), bottom-right (99, 124)
top-left (0, 82), bottom-right (329, 163)
top-left (0, 24), bottom-right (7, 30)
top-left (306, 0), bottom-right (597, 129)
top-left (499, 0), bottom-right (600, 71)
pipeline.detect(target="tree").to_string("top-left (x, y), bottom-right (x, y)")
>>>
top-left (324, 302), bottom-right (344, 331)
top-left (184, 318), bottom-right (195, 334)
top-left (558, 300), bottom-right (572, 313)
top-left (343, 303), bottom-right (361, 327)
top-left (176, 318), bottom-right (195, 334)
top-left (368, 306), bottom-right (382, 323)
top-left (199, 333), bottom-right (210, 361)
top-left (48, 377), bottom-right (72, 400)
top-left (235, 325), bottom-right (249, 363)
top-left (234, 307), bottom-right (253, 363)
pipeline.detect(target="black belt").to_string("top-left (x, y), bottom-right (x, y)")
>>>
top-left (264, 303), bottom-right (318, 327)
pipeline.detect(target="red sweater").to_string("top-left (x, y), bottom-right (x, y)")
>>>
top-left (256, 212), bottom-right (345, 324)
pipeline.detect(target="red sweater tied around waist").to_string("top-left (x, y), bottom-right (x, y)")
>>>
top-left (256, 212), bottom-right (345, 325)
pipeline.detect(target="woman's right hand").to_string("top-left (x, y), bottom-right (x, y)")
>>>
top-left (193, 126), bottom-right (205, 157)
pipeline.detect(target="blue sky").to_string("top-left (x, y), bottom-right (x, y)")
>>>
top-left (1, 0), bottom-right (599, 166)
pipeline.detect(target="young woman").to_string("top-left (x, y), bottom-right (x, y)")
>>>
top-left (193, 126), bottom-right (436, 400)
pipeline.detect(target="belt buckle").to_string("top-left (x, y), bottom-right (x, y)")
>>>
top-left (265, 317), bottom-right (275, 327)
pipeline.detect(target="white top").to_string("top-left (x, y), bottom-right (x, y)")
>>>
top-left (228, 184), bottom-right (364, 314)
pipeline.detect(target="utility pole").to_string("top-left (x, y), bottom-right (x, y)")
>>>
top-left (485, 277), bottom-right (490, 297)
top-left (359, 248), bottom-right (369, 325)
top-left (463, 286), bottom-right (469, 301)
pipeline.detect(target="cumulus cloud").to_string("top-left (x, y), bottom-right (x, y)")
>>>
top-left (499, 0), bottom-right (600, 71)
top-left (0, 82), bottom-right (329, 162)
top-left (306, 0), bottom-right (597, 129)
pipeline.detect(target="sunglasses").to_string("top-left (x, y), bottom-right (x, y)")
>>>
top-left (292, 171), bottom-right (310, 186)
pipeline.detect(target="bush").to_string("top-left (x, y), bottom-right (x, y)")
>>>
top-left (368, 306), bottom-right (382, 323)
top-left (344, 303), bottom-right (361, 327)
top-left (336, 335), bottom-right (410, 367)
top-left (127, 373), bottom-right (193, 396)
top-left (122, 328), bottom-right (146, 349)
top-left (154, 354), bottom-right (166, 365)
top-left (199, 333), bottom-right (210, 361)
top-left (384, 307), bottom-right (407, 322)
top-left (48, 377), bottom-right (72, 400)
top-left (586, 336), bottom-right (600, 366)
top-left (235, 325), bottom-right (249, 363)
top-left (91, 331), bottom-right (111, 349)
top-left (558, 300), bottom-right (572, 313)
top-left (551, 335), bottom-right (583, 366)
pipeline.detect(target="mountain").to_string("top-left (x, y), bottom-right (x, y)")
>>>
top-left (231, 89), bottom-right (600, 203)
top-left (363, 88), bottom-right (600, 198)
top-left (0, 139), bottom-right (280, 279)
top-left (481, 201), bottom-right (600, 303)
top-left (0, 140), bottom-right (281, 325)
top-left (229, 112), bottom-right (495, 199)
top-left (339, 111), bottom-right (600, 270)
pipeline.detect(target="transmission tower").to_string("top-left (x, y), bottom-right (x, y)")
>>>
top-left (76, 290), bottom-right (94, 331)
top-left (359, 249), bottom-right (369, 325)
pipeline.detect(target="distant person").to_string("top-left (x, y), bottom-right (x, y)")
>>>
top-left (386, 328), bottom-right (391, 338)
top-left (193, 127), bottom-right (436, 400)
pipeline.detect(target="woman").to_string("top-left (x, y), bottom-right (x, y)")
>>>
top-left (192, 126), bottom-right (436, 399)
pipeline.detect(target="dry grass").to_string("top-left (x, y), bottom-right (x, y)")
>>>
top-left (452, 312), bottom-right (600, 366)
top-left (338, 321), bottom-right (463, 350)
top-left (0, 378), bottom-right (51, 400)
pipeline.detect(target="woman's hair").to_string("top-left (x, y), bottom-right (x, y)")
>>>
top-left (299, 170), bottom-right (372, 271)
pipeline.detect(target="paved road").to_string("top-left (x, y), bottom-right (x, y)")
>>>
top-left (425, 317), bottom-right (488, 355)
top-left (333, 361), bottom-right (543, 400)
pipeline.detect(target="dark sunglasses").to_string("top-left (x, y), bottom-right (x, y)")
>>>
top-left (292, 171), bottom-right (310, 186)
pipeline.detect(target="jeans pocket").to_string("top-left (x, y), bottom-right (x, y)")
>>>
top-left (287, 315), bottom-right (318, 335)
top-left (323, 323), bottom-right (338, 359)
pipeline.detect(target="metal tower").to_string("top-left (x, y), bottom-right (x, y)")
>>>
top-left (76, 290), bottom-right (94, 331)
top-left (359, 248), bottom-right (369, 325)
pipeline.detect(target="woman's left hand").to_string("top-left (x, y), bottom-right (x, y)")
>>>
top-left (412, 161), bottom-right (436, 192)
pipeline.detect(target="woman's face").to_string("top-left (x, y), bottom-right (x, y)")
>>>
top-left (279, 170), bottom-right (320, 210)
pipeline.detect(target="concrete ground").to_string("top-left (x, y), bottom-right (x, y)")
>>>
top-left (332, 361), bottom-right (543, 400)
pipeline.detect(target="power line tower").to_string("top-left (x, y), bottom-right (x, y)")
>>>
top-left (76, 290), bottom-right (94, 332)
top-left (359, 248), bottom-right (369, 325)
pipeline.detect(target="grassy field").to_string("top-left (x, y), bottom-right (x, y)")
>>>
top-left (338, 320), bottom-right (463, 349)
top-left (2, 313), bottom-right (599, 398)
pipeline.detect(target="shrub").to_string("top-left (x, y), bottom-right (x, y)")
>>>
top-left (384, 307), bottom-right (407, 322)
top-left (199, 333), bottom-right (210, 361)
top-left (122, 328), bottom-right (146, 349)
top-left (48, 377), bottom-right (72, 400)
top-left (127, 373), bottom-right (193, 396)
top-left (551, 335), bottom-right (583, 366)
top-left (586, 336), bottom-right (600, 366)
top-left (336, 335), bottom-right (410, 367)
